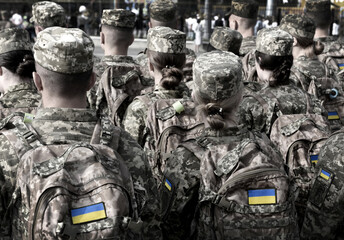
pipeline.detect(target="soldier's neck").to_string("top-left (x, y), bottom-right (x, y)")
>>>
top-left (104, 46), bottom-right (128, 56)
top-left (41, 94), bottom-right (88, 109)
top-left (238, 28), bottom-right (254, 38)
top-left (314, 28), bottom-right (329, 39)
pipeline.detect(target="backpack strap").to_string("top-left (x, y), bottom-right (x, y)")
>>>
top-left (90, 115), bottom-right (116, 147)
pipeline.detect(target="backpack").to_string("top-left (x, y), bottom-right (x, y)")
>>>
top-left (184, 133), bottom-right (299, 240)
top-left (4, 113), bottom-right (142, 240)
top-left (143, 98), bottom-right (204, 182)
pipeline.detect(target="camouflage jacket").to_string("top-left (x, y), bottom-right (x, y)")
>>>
top-left (315, 36), bottom-right (338, 56)
top-left (240, 84), bottom-right (325, 136)
top-left (301, 129), bottom-right (344, 239)
top-left (239, 36), bottom-right (256, 58)
top-left (122, 84), bottom-right (189, 146)
top-left (0, 108), bottom-right (162, 239)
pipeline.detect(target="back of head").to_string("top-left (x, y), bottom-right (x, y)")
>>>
top-left (210, 27), bottom-right (243, 55)
top-left (33, 27), bottom-right (94, 96)
top-left (193, 51), bottom-right (243, 130)
top-left (149, 0), bottom-right (177, 28)
top-left (30, 1), bottom-right (66, 28)
top-left (0, 28), bottom-right (34, 78)
top-left (147, 26), bottom-right (186, 90)
top-left (304, 0), bottom-right (331, 29)
top-left (231, 0), bottom-right (258, 20)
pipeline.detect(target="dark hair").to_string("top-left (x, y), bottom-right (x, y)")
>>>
top-left (305, 12), bottom-right (331, 29)
top-left (295, 36), bottom-right (324, 56)
top-left (255, 51), bottom-right (293, 87)
top-left (147, 49), bottom-right (185, 90)
top-left (0, 50), bottom-right (35, 79)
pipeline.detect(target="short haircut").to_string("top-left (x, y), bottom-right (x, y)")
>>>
top-left (101, 24), bottom-right (134, 47)
top-left (149, 18), bottom-right (177, 29)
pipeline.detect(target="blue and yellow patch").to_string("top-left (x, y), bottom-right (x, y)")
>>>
top-left (71, 203), bottom-right (107, 224)
top-left (338, 63), bottom-right (344, 70)
top-left (248, 189), bottom-right (276, 205)
top-left (320, 169), bottom-right (331, 181)
top-left (165, 178), bottom-right (172, 191)
top-left (310, 155), bottom-right (318, 164)
top-left (328, 111), bottom-right (340, 120)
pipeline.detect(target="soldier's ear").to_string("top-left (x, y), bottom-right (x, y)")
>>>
top-left (148, 21), bottom-right (152, 29)
top-left (87, 72), bottom-right (96, 91)
top-left (0, 67), bottom-right (2, 76)
top-left (100, 32), bottom-right (105, 50)
top-left (33, 72), bottom-right (43, 92)
top-left (34, 25), bottom-right (43, 36)
top-left (293, 37), bottom-right (298, 46)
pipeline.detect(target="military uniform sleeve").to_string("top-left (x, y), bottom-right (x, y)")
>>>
top-left (161, 146), bottom-right (200, 240)
top-left (117, 129), bottom-right (162, 239)
top-left (122, 98), bottom-right (148, 145)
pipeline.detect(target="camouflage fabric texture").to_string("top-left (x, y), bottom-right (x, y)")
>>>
top-left (34, 27), bottom-right (94, 74)
top-left (280, 14), bottom-right (316, 40)
top-left (301, 129), bottom-right (344, 239)
top-left (230, 0), bottom-right (259, 19)
top-left (210, 27), bottom-right (243, 54)
top-left (193, 51), bottom-right (243, 101)
top-left (256, 27), bottom-right (293, 56)
top-left (147, 26), bottom-right (186, 54)
top-left (239, 36), bottom-right (256, 57)
top-left (0, 108), bottom-right (161, 239)
top-left (0, 28), bottom-right (32, 54)
top-left (101, 9), bottom-right (136, 28)
top-left (305, 0), bottom-right (331, 13)
top-left (149, 0), bottom-right (176, 22)
top-left (30, 1), bottom-right (65, 28)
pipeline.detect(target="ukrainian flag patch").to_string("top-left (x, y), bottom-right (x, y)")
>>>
top-left (71, 203), bottom-right (107, 224)
top-left (248, 189), bottom-right (276, 205)
top-left (165, 178), bottom-right (172, 191)
top-left (328, 111), bottom-right (340, 120)
top-left (320, 169), bottom-right (331, 181)
top-left (338, 63), bottom-right (344, 70)
top-left (310, 155), bottom-right (318, 164)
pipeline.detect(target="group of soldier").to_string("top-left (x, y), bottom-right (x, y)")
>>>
top-left (0, 0), bottom-right (343, 239)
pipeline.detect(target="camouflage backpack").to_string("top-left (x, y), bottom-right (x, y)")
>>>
top-left (308, 77), bottom-right (344, 132)
top-left (3, 113), bottom-right (142, 240)
top-left (96, 64), bottom-right (154, 126)
top-left (181, 132), bottom-right (299, 240)
top-left (143, 98), bottom-right (204, 182)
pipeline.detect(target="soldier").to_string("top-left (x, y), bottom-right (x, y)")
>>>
top-left (0, 27), bottom-right (161, 239)
top-left (123, 26), bottom-right (188, 145)
top-left (0, 28), bottom-right (40, 119)
top-left (229, 0), bottom-right (259, 58)
top-left (240, 27), bottom-right (325, 136)
top-left (207, 26), bottom-right (243, 55)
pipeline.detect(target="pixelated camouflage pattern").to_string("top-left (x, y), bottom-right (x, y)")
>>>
top-left (280, 14), bottom-right (315, 40)
top-left (101, 9), bottom-right (136, 28)
top-left (239, 36), bottom-right (256, 57)
top-left (242, 49), bottom-right (257, 82)
top-left (193, 51), bottom-right (243, 101)
top-left (147, 26), bottom-right (186, 54)
top-left (301, 129), bottom-right (344, 239)
top-left (231, 0), bottom-right (259, 19)
top-left (305, 0), bottom-right (331, 13)
top-left (210, 27), bottom-right (242, 54)
top-left (0, 28), bottom-right (32, 55)
top-left (149, 0), bottom-right (176, 22)
top-left (122, 84), bottom-right (189, 145)
top-left (1, 108), bottom-right (161, 239)
top-left (34, 27), bottom-right (94, 74)
top-left (256, 27), bottom-right (293, 56)
top-left (30, 1), bottom-right (65, 28)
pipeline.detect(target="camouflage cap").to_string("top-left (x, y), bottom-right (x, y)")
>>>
top-left (33, 27), bottom-right (94, 74)
top-left (280, 14), bottom-right (315, 40)
top-left (305, 0), bottom-right (330, 13)
top-left (231, 0), bottom-right (259, 19)
top-left (256, 27), bottom-right (293, 56)
top-left (0, 28), bottom-right (32, 55)
top-left (30, 1), bottom-right (65, 28)
top-left (210, 27), bottom-right (243, 54)
top-left (147, 26), bottom-right (186, 54)
top-left (150, 0), bottom-right (176, 22)
top-left (193, 51), bottom-right (243, 101)
top-left (101, 9), bottom-right (136, 28)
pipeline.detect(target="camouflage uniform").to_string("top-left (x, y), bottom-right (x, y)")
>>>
top-left (300, 130), bottom-right (344, 239)
top-left (0, 27), bottom-right (161, 239)
top-left (209, 27), bottom-right (242, 55)
top-left (30, 1), bottom-right (66, 28)
top-left (123, 26), bottom-right (189, 145)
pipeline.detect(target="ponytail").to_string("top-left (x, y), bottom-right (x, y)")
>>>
top-left (160, 66), bottom-right (183, 90)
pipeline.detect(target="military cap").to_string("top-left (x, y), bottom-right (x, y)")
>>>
top-left (256, 27), bottom-right (293, 56)
top-left (210, 27), bottom-right (243, 54)
top-left (101, 9), bottom-right (136, 28)
top-left (280, 14), bottom-right (315, 40)
top-left (30, 1), bottom-right (65, 28)
top-left (147, 26), bottom-right (186, 54)
top-left (193, 51), bottom-right (243, 101)
top-left (231, 0), bottom-right (259, 19)
top-left (0, 28), bottom-right (32, 55)
top-left (150, 0), bottom-right (176, 22)
top-left (33, 27), bottom-right (94, 74)
top-left (305, 0), bottom-right (330, 13)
